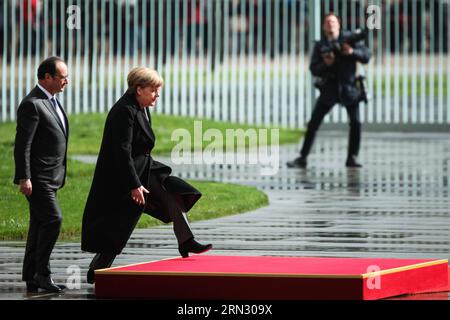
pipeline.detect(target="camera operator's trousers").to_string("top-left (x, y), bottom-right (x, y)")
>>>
top-left (300, 101), bottom-right (361, 159)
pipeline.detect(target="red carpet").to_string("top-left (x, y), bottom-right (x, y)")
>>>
top-left (389, 267), bottom-right (450, 300)
top-left (94, 255), bottom-right (448, 300)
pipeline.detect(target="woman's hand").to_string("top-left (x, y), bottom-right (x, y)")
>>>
top-left (19, 179), bottom-right (32, 196)
top-left (131, 186), bottom-right (150, 206)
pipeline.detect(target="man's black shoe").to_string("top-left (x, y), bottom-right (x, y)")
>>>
top-left (33, 274), bottom-right (63, 293)
top-left (26, 279), bottom-right (66, 292)
top-left (346, 156), bottom-right (362, 168)
top-left (178, 238), bottom-right (212, 258)
top-left (287, 157), bottom-right (307, 169)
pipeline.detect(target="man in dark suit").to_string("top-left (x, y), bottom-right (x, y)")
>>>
top-left (287, 12), bottom-right (371, 169)
top-left (14, 56), bottom-right (69, 293)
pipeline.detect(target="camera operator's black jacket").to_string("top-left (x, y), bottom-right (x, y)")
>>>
top-left (310, 30), bottom-right (371, 107)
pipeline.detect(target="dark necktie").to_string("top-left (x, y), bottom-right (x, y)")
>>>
top-left (50, 97), bottom-right (66, 132)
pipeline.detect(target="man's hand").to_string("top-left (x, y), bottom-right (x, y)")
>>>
top-left (19, 179), bottom-right (32, 196)
top-left (341, 43), bottom-right (354, 56)
top-left (131, 186), bottom-right (150, 206)
top-left (322, 51), bottom-right (336, 66)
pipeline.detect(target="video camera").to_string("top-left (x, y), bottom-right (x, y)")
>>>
top-left (319, 28), bottom-right (368, 57)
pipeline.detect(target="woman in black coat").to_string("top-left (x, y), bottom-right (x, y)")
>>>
top-left (81, 67), bottom-right (212, 283)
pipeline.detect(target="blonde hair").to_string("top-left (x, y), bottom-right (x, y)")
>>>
top-left (127, 67), bottom-right (164, 94)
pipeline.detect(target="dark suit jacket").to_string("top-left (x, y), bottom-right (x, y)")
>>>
top-left (13, 86), bottom-right (69, 190)
top-left (310, 30), bottom-right (371, 107)
top-left (81, 92), bottom-right (201, 254)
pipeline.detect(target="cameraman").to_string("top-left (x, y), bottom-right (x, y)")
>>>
top-left (287, 12), bottom-right (371, 169)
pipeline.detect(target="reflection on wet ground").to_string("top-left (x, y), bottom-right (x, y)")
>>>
top-left (1, 131), bottom-right (449, 299)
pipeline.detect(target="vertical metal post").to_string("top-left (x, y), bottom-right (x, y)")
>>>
top-left (164, 0), bottom-right (172, 114)
top-left (141, 0), bottom-right (147, 67)
top-left (375, 0), bottom-right (382, 123)
top-left (107, 0), bottom-right (114, 110)
top-left (66, 0), bottom-right (73, 114)
top-left (188, 0), bottom-right (196, 117)
top-left (288, 0), bottom-right (297, 129)
top-left (428, 0), bottom-right (435, 123)
top-left (281, 0), bottom-right (290, 127)
top-left (1, 0), bottom-right (7, 121)
top-left (149, 0), bottom-right (155, 69)
top-left (437, 0), bottom-right (444, 123)
top-left (10, 0), bottom-right (17, 120)
top-left (222, 0), bottom-right (229, 122)
top-left (255, 0), bottom-right (263, 126)
top-left (91, 0), bottom-right (98, 112)
top-left (394, 0), bottom-right (400, 123)
top-left (181, 0), bottom-right (188, 117)
top-left (298, 0), bottom-right (306, 127)
top-left (402, 0), bottom-right (409, 123)
top-left (35, 0), bottom-right (41, 81)
top-left (273, 0), bottom-right (280, 126)
top-left (132, 0), bottom-right (138, 68)
top-left (18, 0), bottom-right (24, 106)
top-left (412, 0), bottom-right (418, 123)
top-left (74, 0), bottom-right (81, 114)
top-left (213, 0), bottom-right (222, 121)
top-left (248, 0), bottom-right (255, 124)
top-left (26, 0), bottom-right (32, 94)
top-left (384, 1), bottom-right (391, 123)
top-left (197, 0), bottom-right (204, 118)
top-left (83, 0), bottom-right (89, 112)
top-left (308, 0), bottom-right (320, 118)
top-left (447, 0), bottom-right (450, 123)
top-left (174, 0), bottom-right (181, 116)
top-left (238, 0), bottom-right (246, 124)
top-left (43, 0), bottom-right (48, 57)
top-left (264, 0), bottom-right (272, 126)
top-left (230, 0), bottom-right (238, 123)
top-left (99, 0), bottom-right (106, 113)
top-left (420, 0), bottom-right (426, 123)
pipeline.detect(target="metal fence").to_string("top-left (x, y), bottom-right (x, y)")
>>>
top-left (1, 0), bottom-right (449, 128)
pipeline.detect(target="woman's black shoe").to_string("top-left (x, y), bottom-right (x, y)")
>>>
top-left (87, 268), bottom-right (95, 284)
top-left (346, 156), bottom-right (362, 168)
top-left (178, 238), bottom-right (212, 258)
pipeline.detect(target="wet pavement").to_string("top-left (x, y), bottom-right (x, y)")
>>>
top-left (1, 130), bottom-right (449, 300)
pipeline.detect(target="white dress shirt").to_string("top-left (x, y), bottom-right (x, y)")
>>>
top-left (37, 83), bottom-right (66, 132)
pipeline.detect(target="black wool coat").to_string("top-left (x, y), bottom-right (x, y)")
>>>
top-left (81, 93), bottom-right (201, 254)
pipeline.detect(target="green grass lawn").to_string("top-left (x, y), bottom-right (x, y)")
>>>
top-left (0, 113), bottom-right (303, 241)
top-left (0, 144), bottom-right (269, 241)
top-left (67, 112), bottom-right (303, 155)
